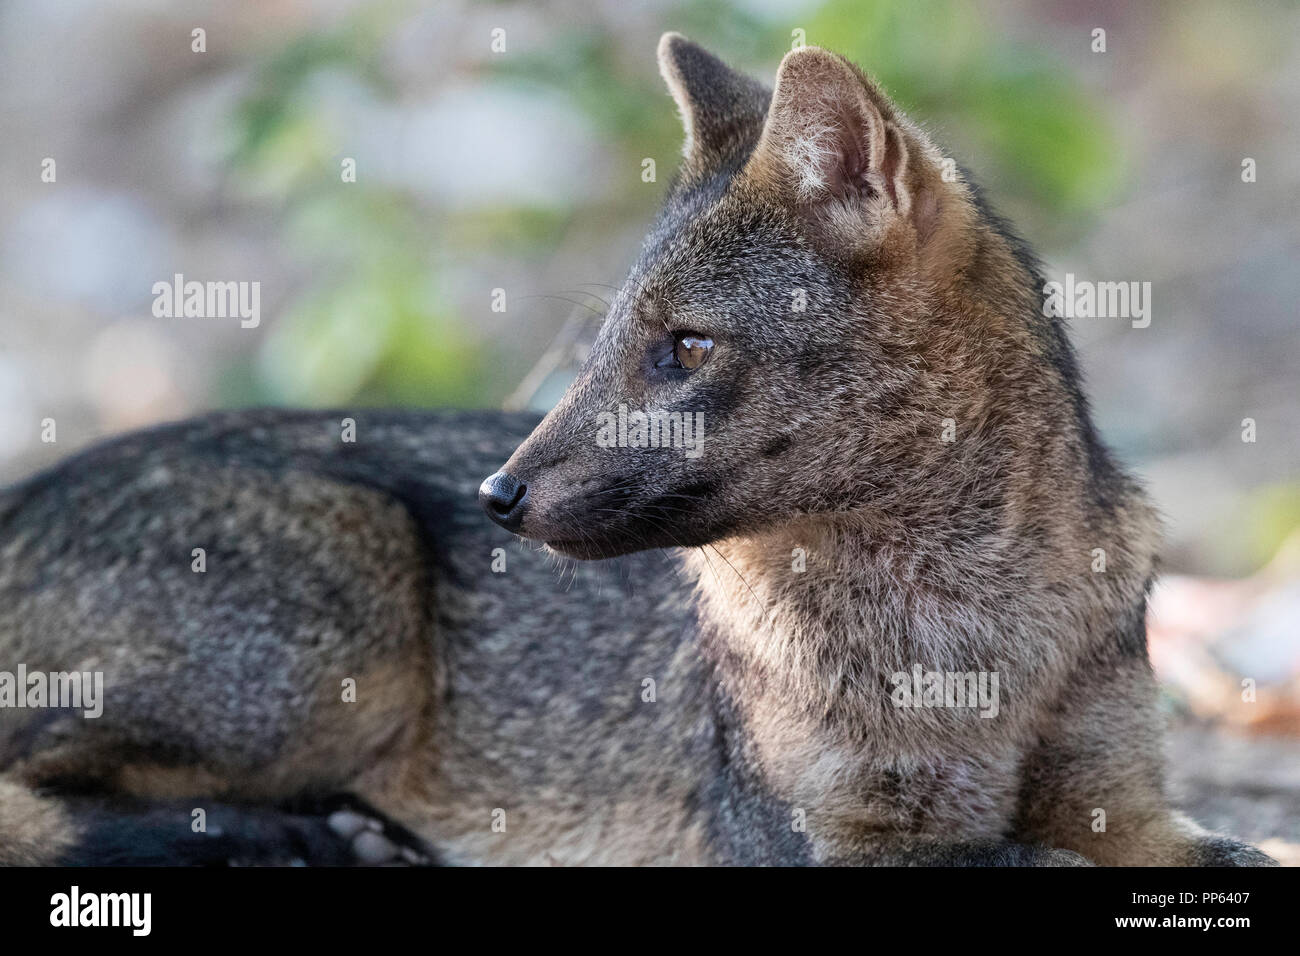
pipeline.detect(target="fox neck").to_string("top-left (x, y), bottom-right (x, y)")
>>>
top-left (687, 513), bottom-right (1049, 699)
top-left (683, 437), bottom-right (1157, 727)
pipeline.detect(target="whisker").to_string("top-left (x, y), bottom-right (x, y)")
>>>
top-left (517, 293), bottom-right (606, 319)
top-left (706, 542), bottom-right (776, 629)
top-left (568, 287), bottom-right (611, 310)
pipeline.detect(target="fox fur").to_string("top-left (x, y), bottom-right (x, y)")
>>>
top-left (0, 36), bottom-right (1274, 867)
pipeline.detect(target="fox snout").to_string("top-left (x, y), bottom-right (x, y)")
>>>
top-left (478, 470), bottom-right (529, 532)
top-left (477, 422), bottom-right (722, 560)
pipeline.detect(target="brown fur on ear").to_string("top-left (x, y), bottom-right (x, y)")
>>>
top-left (657, 32), bottom-right (771, 181)
top-left (744, 46), bottom-right (972, 277)
top-left (750, 47), bottom-right (894, 206)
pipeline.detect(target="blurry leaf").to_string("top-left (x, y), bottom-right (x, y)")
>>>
top-left (228, 13), bottom-right (396, 170)
top-left (215, 0), bottom-right (1123, 413)
top-left (1246, 485), bottom-right (1300, 568)
top-left (257, 266), bottom-right (482, 407)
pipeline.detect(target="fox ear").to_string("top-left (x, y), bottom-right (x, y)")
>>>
top-left (748, 47), bottom-right (922, 227)
top-left (657, 33), bottom-right (771, 177)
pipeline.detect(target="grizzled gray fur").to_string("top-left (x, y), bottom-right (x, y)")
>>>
top-left (0, 36), bottom-right (1274, 866)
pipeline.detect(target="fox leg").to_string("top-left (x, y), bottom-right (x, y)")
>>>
top-left (1012, 656), bottom-right (1276, 866)
top-left (0, 689), bottom-right (439, 867)
top-left (0, 469), bottom-right (444, 865)
top-left (0, 777), bottom-right (436, 867)
top-left (1162, 812), bottom-right (1278, 867)
top-left (0, 778), bottom-right (75, 865)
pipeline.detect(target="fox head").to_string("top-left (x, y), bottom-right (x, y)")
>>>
top-left (482, 34), bottom-right (1073, 560)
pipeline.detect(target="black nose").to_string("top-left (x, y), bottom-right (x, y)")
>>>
top-left (478, 470), bottom-right (528, 531)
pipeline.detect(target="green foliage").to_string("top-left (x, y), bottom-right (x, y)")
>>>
top-left (1246, 485), bottom-right (1300, 568)
top-left (221, 0), bottom-right (1119, 409)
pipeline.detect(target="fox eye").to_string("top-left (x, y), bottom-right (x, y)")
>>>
top-left (670, 332), bottom-right (713, 370)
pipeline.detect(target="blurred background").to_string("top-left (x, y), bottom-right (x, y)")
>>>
top-left (1, 0), bottom-right (1297, 856)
